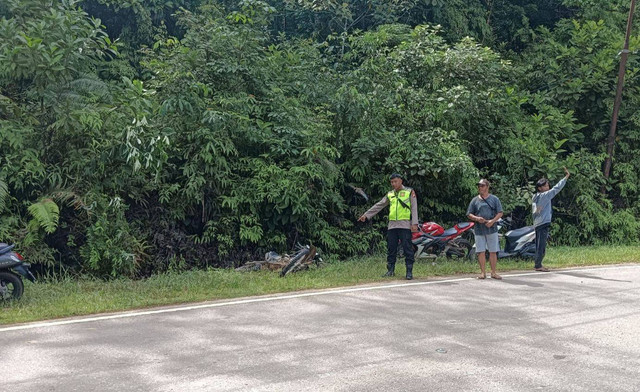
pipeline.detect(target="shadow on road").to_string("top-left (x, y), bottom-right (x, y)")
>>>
top-left (500, 279), bottom-right (544, 288)
top-left (558, 271), bottom-right (631, 283)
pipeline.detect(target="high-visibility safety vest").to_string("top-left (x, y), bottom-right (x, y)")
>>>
top-left (387, 189), bottom-right (411, 221)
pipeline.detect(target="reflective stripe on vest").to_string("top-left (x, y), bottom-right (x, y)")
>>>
top-left (387, 190), bottom-right (411, 221)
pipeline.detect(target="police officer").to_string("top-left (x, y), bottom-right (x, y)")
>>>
top-left (358, 174), bottom-right (419, 280)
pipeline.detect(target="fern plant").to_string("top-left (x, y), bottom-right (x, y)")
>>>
top-left (27, 198), bottom-right (60, 234)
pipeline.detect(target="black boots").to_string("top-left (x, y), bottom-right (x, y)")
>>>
top-left (383, 263), bottom-right (395, 277)
top-left (383, 265), bottom-right (413, 279)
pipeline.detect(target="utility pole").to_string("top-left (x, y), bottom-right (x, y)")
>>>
top-left (602, 0), bottom-right (636, 190)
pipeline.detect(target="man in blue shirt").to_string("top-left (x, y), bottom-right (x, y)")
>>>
top-left (467, 179), bottom-right (503, 280)
top-left (532, 167), bottom-right (570, 272)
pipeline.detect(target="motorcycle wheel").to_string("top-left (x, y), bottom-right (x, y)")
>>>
top-left (0, 271), bottom-right (24, 300)
top-left (446, 238), bottom-right (472, 259)
top-left (280, 247), bottom-right (311, 277)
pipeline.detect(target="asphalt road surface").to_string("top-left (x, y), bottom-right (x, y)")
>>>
top-left (2, 265), bottom-right (639, 392)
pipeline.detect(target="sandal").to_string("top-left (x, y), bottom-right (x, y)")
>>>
top-left (491, 273), bottom-right (502, 280)
top-left (534, 267), bottom-right (550, 272)
top-left (477, 274), bottom-right (486, 280)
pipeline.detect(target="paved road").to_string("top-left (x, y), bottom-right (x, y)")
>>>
top-left (2, 265), bottom-right (640, 392)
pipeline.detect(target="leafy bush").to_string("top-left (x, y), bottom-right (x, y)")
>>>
top-left (0, 0), bottom-right (638, 279)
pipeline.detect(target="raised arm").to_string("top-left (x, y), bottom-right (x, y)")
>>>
top-left (358, 196), bottom-right (389, 222)
top-left (541, 176), bottom-right (567, 201)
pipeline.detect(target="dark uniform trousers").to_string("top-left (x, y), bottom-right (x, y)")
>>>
top-left (386, 228), bottom-right (415, 271)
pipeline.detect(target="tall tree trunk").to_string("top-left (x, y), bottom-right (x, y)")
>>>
top-left (602, 0), bottom-right (636, 193)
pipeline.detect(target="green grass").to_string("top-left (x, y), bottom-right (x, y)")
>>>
top-left (1, 245), bottom-right (639, 325)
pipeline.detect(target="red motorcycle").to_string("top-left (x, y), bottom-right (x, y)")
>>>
top-left (410, 221), bottom-right (474, 259)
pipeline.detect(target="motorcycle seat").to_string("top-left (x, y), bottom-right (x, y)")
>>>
top-left (0, 243), bottom-right (14, 255)
top-left (440, 227), bottom-right (458, 237)
top-left (457, 222), bottom-right (472, 229)
top-left (505, 226), bottom-right (534, 238)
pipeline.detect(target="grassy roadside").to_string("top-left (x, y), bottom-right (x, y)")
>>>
top-left (2, 245), bottom-right (639, 325)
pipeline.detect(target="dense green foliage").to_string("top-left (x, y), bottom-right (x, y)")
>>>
top-left (1, 0), bottom-right (639, 278)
